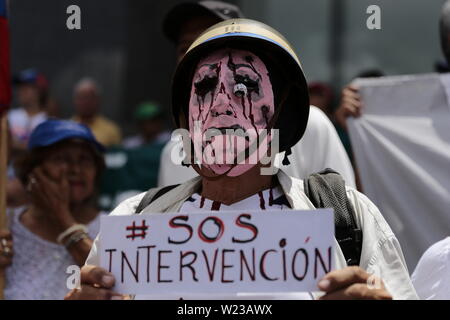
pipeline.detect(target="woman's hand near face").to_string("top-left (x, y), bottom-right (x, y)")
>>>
top-left (0, 230), bottom-right (13, 271)
top-left (29, 166), bottom-right (75, 231)
top-left (318, 266), bottom-right (392, 300)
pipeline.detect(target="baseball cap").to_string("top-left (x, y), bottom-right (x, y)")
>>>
top-left (13, 68), bottom-right (48, 91)
top-left (28, 119), bottom-right (104, 152)
top-left (134, 102), bottom-right (163, 121)
top-left (163, 1), bottom-right (244, 43)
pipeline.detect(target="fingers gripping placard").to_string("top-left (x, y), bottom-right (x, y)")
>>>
top-left (99, 209), bottom-right (335, 296)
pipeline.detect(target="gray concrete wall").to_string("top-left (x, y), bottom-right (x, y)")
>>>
top-left (240, 0), bottom-right (446, 89)
top-left (9, 0), bottom-right (127, 122)
top-left (8, 0), bottom-right (447, 127)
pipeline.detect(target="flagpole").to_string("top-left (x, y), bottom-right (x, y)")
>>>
top-left (0, 0), bottom-right (11, 300)
top-left (0, 113), bottom-right (8, 299)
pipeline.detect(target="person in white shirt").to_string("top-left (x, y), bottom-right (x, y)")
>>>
top-left (157, 0), bottom-right (355, 189)
top-left (411, 237), bottom-right (450, 300)
top-left (66, 19), bottom-right (416, 300)
top-left (410, 2), bottom-right (450, 301)
top-left (8, 69), bottom-right (48, 153)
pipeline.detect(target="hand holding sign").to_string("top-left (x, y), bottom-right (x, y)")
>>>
top-left (64, 265), bottom-right (125, 300)
top-left (318, 266), bottom-right (392, 300)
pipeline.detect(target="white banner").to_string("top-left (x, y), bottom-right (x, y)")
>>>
top-left (348, 73), bottom-right (450, 270)
top-left (99, 209), bottom-right (334, 295)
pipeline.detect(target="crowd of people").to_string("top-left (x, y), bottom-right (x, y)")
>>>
top-left (0, 0), bottom-right (448, 300)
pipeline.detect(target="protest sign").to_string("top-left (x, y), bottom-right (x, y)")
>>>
top-left (99, 209), bottom-right (334, 295)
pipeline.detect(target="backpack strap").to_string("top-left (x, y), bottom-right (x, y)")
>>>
top-left (134, 184), bottom-right (180, 214)
top-left (303, 168), bottom-right (363, 266)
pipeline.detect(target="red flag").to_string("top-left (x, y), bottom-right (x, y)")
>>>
top-left (0, 0), bottom-right (11, 116)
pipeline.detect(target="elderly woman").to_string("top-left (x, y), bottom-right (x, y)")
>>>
top-left (0, 119), bottom-right (105, 299)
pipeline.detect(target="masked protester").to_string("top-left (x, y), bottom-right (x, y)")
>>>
top-left (66, 19), bottom-right (417, 300)
top-left (158, 0), bottom-right (356, 189)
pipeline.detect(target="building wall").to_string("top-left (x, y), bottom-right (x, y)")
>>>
top-left (9, 0), bottom-right (127, 121)
top-left (240, 0), bottom-right (446, 90)
top-left (8, 0), bottom-right (447, 127)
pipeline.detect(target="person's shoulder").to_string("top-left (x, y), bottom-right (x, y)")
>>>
top-left (108, 191), bottom-right (148, 216)
top-left (420, 237), bottom-right (450, 262)
top-left (308, 106), bottom-right (334, 126)
top-left (344, 186), bottom-right (396, 239)
top-left (96, 115), bottom-right (121, 131)
top-left (415, 237), bottom-right (450, 274)
top-left (302, 106), bottom-right (339, 140)
top-left (412, 237), bottom-right (450, 299)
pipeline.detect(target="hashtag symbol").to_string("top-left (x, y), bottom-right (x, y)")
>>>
top-left (126, 220), bottom-right (149, 240)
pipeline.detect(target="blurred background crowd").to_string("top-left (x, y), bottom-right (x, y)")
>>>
top-left (1, 0), bottom-right (449, 300)
top-left (6, 0), bottom-right (447, 210)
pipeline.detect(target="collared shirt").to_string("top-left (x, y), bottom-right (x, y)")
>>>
top-left (86, 170), bottom-right (418, 300)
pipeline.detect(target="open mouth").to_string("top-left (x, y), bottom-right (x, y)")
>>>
top-left (205, 125), bottom-right (249, 140)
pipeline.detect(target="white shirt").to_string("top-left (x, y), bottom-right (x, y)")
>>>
top-left (8, 108), bottom-right (47, 143)
top-left (4, 209), bottom-right (102, 300)
top-left (411, 237), bottom-right (450, 300)
top-left (87, 170), bottom-right (418, 300)
top-left (157, 106), bottom-right (356, 188)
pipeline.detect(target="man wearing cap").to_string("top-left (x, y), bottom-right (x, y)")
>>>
top-left (67, 19), bottom-right (417, 300)
top-left (158, 0), bottom-right (356, 189)
top-left (123, 102), bottom-right (170, 149)
top-left (8, 68), bottom-right (48, 153)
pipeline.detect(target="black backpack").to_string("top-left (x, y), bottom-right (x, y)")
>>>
top-left (135, 168), bottom-right (362, 266)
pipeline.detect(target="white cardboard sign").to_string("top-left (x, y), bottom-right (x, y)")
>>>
top-left (99, 209), bottom-right (334, 295)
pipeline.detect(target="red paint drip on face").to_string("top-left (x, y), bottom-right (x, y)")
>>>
top-left (209, 90), bottom-right (215, 117)
top-left (240, 96), bottom-right (248, 119)
top-left (247, 94), bottom-right (258, 132)
top-left (211, 201), bottom-right (221, 211)
top-left (200, 196), bottom-right (205, 208)
top-left (262, 106), bottom-right (270, 128)
top-left (269, 187), bottom-right (274, 206)
top-left (258, 191), bottom-right (266, 210)
top-left (219, 82), bottom-right (226, 94)
top-left (196, 96), bottom-right (202, 121)
top-left (229, 103), bottom-right (237, 118)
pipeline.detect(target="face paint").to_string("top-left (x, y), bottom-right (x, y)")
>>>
top-left (188, 49), bottom-right (275, 177)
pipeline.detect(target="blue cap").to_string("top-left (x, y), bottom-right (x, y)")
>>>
top-left (13, 68), bottom-right (48, 90)
top-left (28, 119), bottom-right (105, 152)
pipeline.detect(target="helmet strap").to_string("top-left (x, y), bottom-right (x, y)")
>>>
top-left (282, 148), bottom-right (292, 166)
top-left (266, 84), bottom-right (292, 130)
